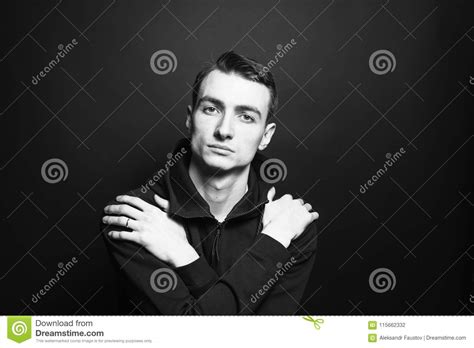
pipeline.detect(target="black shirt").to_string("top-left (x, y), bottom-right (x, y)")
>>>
top-left (101, 138), bottom-right (318, 314)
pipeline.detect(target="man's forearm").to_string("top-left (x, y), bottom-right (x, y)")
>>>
top-left (171, 225), bottom-right (289, 268)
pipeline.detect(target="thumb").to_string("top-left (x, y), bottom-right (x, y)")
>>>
top-left (267, 186), bottom-right (276, 202)
top-left (154, 194), bottom-right (170, 212)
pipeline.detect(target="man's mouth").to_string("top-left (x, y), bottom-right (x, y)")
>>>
top-left (207, 144), bottom-right (234, 153)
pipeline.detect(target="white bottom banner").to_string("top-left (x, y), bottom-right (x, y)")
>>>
top-left (1, 316), bottom-right (472, 348)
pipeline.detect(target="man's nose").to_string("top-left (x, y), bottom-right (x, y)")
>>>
top-left (214, 113), bottom-right (234, 140)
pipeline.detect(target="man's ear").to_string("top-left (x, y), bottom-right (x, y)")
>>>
top-left (185, 105), bottom-right (193, 134)
top-left (258, 122), bottom-right (276, 151)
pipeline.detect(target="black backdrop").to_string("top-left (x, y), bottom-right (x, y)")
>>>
top-left (1, 0), bottom-right (472, 315)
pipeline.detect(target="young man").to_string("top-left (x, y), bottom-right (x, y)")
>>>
top-left (101, 51), bottom-right (319, 314)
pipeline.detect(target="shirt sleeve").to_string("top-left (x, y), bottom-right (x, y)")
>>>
top-left (253, 221), bottom-right (319, 314)
top-left (175, 220), bottom-right (319, 314)
top-left (102, 191), bottom-right (296, 314)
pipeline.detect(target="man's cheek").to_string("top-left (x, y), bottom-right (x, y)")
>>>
top-left (194, 121), bottom-right (214, 139)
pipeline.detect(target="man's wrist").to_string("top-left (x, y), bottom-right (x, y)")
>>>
top-left (169, 243), bottom-right (199, 268)
top-left (261, 225), bottom-right (290, 248)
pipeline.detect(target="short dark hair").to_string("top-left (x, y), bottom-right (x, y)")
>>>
top-left (191, 51), bottom-right (278, 123)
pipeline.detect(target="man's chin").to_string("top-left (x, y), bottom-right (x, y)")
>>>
top-left (201, 153), bottom-right (235, 172)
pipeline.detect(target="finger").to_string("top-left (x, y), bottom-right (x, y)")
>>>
top-left (267, 186), bottom-right (276, 202)
top-left (104, 204), bottom-right (143, 220)
top-left (296, 198), bottom-right (304, 205)
top-left (304, 203), bottom-right (313, 211)
top-left (310, 211), bottom-right (319, 221)
top-left (102, 215), bottom-right (139, 230)
top-left (116, 195), bottom-right (153, 212)
top-left (108, 230), bottom-right (140, 243)
top-left (154, 194), bottom-right (170, 212)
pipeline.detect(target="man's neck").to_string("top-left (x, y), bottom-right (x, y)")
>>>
top-left (188, 154), bottom-right (250, 223)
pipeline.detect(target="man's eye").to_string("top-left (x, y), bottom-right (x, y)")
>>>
top-left (240, 114), bottom-right (255, 123)
top-left (203, 106), bottom-right (218, 114)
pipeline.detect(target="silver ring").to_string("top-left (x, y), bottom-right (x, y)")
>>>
top-left (126, 218), bottom-right (130, 228)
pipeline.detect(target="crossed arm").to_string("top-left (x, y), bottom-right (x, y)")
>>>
top-left (101, 187), bottom-right (319, 314)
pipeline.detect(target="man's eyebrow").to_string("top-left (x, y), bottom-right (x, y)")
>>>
top-left (197, 96), bottom-right (224, 109)
top-left (235, 105), bottom-right (261, 119)
top-left (199, 96), bottom-right (262, 119)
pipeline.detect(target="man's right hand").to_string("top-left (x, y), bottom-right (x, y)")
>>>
top-left (261, 187), bottom-right (319, 248)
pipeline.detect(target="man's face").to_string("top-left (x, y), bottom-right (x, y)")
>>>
top-left (186, 70), bottom-right (276, 172)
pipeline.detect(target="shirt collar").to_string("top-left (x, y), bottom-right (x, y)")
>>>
top-left (151, 138), bottom-right (272, 220)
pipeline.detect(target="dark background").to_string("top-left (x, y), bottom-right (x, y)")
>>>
top-left (1, 0), bottom-right (472, 315)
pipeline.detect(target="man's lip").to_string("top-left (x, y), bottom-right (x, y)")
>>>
top-left (208, 144), bottom-right (234, 152)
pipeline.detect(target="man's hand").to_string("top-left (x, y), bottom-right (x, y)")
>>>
top-left (261, 187), bottom-right (319, 248)
top-left (103, 194), bottom-right (199, 267)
